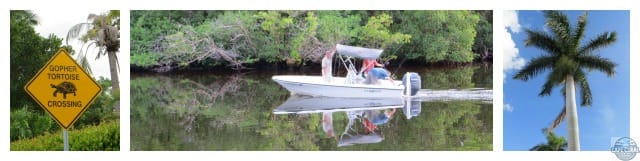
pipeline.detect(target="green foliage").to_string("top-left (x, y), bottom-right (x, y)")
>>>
top-left (130, 12), bottom-right (178, 62)
top-left (76, 78), bottom-right (119, 127)
top-left (472, 11), bottom-right (493, 59)
top-left (530, 130), bottom-right (567, 151)
top-left (394, 11), bottom-right (479, 63)
top-left (316, 11), bottom-right (361, 45)
top-left (163, 28), bottom-right (198, 67)
top-left (257, 11), bottom-right (294, 61)
top-left (130, 52), bottom-right (161, 68)
top-left (130, 10), bottom-right (491, 71)
top-left (10, 10), bottom-right (73, 110)
top-left (359, 13), bottom-right (411, 49)
top-left (289, 12), bottom-right (319, 64)
top-left (11, 121), bottom-right (120, 151)
top-left (422, 66), bottom-right (476, 89)
top-left (206, 11), bottom-right (260, 62)
top-left (10, 106), bottom-right (59, 142)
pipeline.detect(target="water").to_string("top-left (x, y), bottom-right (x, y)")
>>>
top-left (130, 65), bottom-right (493, 151)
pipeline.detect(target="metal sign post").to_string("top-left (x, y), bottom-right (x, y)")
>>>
top-left (63, 129), bottom-right (69, 151)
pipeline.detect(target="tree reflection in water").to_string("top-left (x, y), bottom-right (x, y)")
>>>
top-left (131, 66), bottom-right (492, 151)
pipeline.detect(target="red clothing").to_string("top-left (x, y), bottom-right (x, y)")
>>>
top-left (362, 59), bottom-right (376, 74)
top-left (363, 118), bottom-right (377, 133)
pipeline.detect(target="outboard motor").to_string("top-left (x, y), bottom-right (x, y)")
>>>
top-left (402, 98), bottom-right (422, 120)
top-left (402, 72), bottom-right (421, 96)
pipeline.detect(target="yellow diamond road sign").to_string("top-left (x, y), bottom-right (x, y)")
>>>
top-left (24, 48), bottom-right (102, 129)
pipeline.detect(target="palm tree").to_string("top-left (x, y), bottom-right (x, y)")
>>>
top-left (66, 10), bottom-right (120, 95)
top-left (513, 11), bottom-right (617, 151)
top-left (530, 129), bottom-right (568, 151)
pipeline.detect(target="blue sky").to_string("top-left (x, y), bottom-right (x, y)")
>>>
top-left (503, 10), bottom-right (630, 151)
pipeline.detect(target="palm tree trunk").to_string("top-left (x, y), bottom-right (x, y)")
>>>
top-left (107, 50), bottom-right (119, 94)
top-left (107, 50), bottom-right (119, 112)
top-left (565, 75), bottom-right (580, 151)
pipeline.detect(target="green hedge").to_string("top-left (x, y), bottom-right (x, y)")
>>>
top-left (11, 120), bottom-right (120, 151)
top-left (10, 106), bottom-right (59, 141)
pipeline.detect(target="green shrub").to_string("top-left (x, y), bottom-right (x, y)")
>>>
top-left (76, 86), bottom-right (118, 128)
top-left (10, 120), bottom-right (120, 151)
top-left (10, 106), bottom-right (58, 141)
top-left (131, 52), bottom-right (160, 68)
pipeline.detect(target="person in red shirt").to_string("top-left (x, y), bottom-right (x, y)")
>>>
top-left (363, 108), bottom-right (396, 134)
top-left (361, 59), bottom-right (384, 76)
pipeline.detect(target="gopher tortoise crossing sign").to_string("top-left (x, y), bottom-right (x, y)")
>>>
top-left (24, 48), bottom-right (102, 129)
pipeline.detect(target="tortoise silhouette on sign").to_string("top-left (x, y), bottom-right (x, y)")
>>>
top-left (51, 81), bottom-right (77, 99)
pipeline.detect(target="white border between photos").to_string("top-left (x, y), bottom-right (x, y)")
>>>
top-left (1, 0), bottom-right (637, 161)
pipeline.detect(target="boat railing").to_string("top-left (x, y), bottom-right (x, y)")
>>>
top-left (338, 55), bottom-right (363, 84)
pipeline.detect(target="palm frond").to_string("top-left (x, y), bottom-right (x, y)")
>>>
top-left (87, 13), bottom-right (99, 21)
top-left (81, 28), bottom-right (99, 43)
top-left (513, 56), bottom-right (556, 81)
top-left (572, 12), bottom-right (588, 48)
top-left (544, 11), bottom-right (571, 43)
top-left (75, 42), bottom-right (95, 75)
top-left (530, 144), bottom-right (550, 151)
top-left (546, 132), bottom-right (568, 151)
top-left (95, 48), bottom-right (104, 60)
top-left (531, 130), bottom-right (568, 151)
top-left (549, 106), bottom-right (566, 131)
top-left (66, 23), bottom-right (91, 44)
top-left (80, 41), bottom-right (97, 62)
top-left (108, 10), bottom-right (120, 29)
top-left (578, 31), bottom-right (617, 55)
top-left (574, 69), bottom-right (593, 106)
top-left (539, 67), bottom-right (565, 96)
top-left (524, 29), bottom-right (560, 55)
top-left (575, 55), bottom-right (616, 77)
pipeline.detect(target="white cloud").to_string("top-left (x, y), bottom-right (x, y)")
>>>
top-left (503, 29), bottom-right (525, 71)
top-left (504, 104), bottom-right (514, 112)
top-left (504, 10), bottom-right (521, 33)
top-left (503, 11), bottom-right (526, 81)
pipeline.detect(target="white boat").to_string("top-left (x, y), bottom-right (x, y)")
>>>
top-left (272, 75), bottom-right (404, 98)
top-left (272, 44), bottom-right (421, 98)
top-left (273, 95), bottom-right (404, 114)
top-left (272, 95), bottom-right (424, 147)
top-left (273, 95), bottom-right (423, 120)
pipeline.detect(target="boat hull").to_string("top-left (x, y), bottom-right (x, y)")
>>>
top-left (273, 96), bottom-right (404, 114)
top-left (272, 75), bottom-right (403, 98)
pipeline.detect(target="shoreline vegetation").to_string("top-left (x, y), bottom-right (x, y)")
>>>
top-left (130, 59), bottom-right (492, 74)
top-left (131, 10), bottom-right (492, 72)
top-left (130, 71), bottom-right (492, 150)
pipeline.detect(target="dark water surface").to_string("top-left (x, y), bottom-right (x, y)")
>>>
top-left (130, 65), bottom-right (493, 150)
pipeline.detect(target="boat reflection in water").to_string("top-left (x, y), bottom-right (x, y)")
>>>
top-left (274, 96), bottom-right (422, 147)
